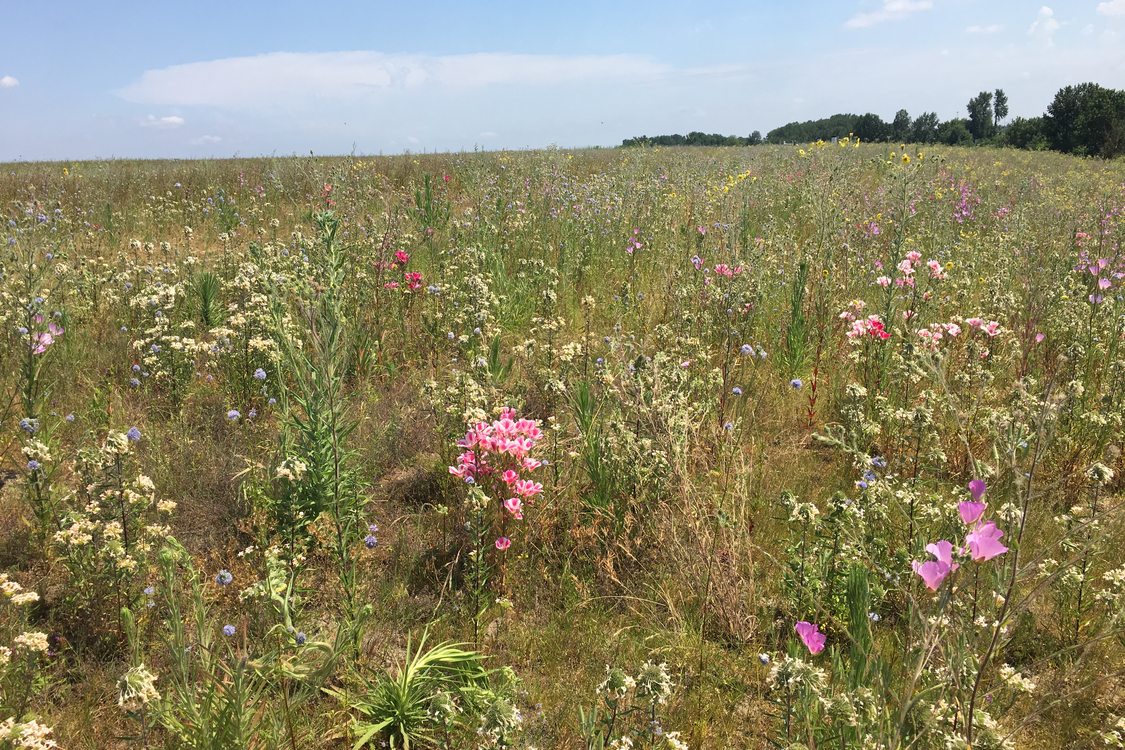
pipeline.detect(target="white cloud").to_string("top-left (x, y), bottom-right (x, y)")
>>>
top-left (1097, 0), bottom-right (1125, 17)
top-left (844, 0), bottom-right (932, 29)
top-left (140, 114), bottom-right (185, 129)
top-left (1028, 6), bottom-right (1060, 47)
top-left (119, 51), bottom-right (668, 108)
top-left (190, 134), bottom-right (222, 145)
top-left (966, 24), bottom-right (1003, 34)
top-left (0, 75), bottom-right (19, 89)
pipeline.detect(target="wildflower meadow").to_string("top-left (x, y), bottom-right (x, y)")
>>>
top-left (0, 141), bottom-right (1123, 749)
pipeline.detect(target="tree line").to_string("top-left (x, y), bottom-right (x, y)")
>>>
top-left (620, 82), bottom-right (1125, 158)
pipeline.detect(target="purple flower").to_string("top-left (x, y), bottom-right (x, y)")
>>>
top-left (912, 540), bottom-right (958, 591)
top-left (295, 631), bottom-right (307, 645)
top-left (966, 521), bottom-right (1008, 562)
top-left (364, 535), bottom-right (378, 549)
top-left (794, 621), bottom-right (826, 655)
top-left (253, 368), bottom-right (267, 381)
top-left (26, 460), bottom-right (41, 472)
top-left (215, 569), bottom-right (233, 586)
top-left (222, 624), bottom-right (236, 637)
top-left (790, 378), bottom-right (803, 389)
top-left (958, 501), bottom-right (986, 525)
top-left (126, 426), bottom-right (142, 442)
top-left (226, 409), bottom-right (241, 421)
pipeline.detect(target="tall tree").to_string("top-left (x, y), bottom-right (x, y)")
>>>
top-left (993, 89), bottom-right (1009, 128)
top-left (892, 109), bottom-right (911, 142)
top-left (854, 113), bottom-right (889, 142)
top-left (967, 91), bottom-right (995, 140)
top-left (910, 112), bottom-right (940, 144)
top-left (1045, 82), bottom-right (1125, 157)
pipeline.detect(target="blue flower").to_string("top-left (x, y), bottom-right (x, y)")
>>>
top-left (295, 631), bottom-right (307, 645)
top-left (731, 387), bottom-right (743, 396)
top-left (215, 569), bottom-right (233, 586)
top-left (126, 426), bottom-right (142, 442)
top-left (870, 456), bottom-right (887, 469)
top-left (364, 535), bottom-right (378, 549)
top-left (740, 344), bottom-right (753, 355)
top-left (26, 460), bottom-right (41, 472)
top-left (253, 368), bottom-right (267, 381)
top-left (226, 409), bottom-right (241, 421)
top-left (790, 378), bottom-right (803, 389)
top-left (222, 624), bottom-right (236, 637)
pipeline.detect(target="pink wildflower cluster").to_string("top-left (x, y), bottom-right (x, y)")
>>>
top-left (31, 318), bottom-right (64, 354)
top-left (952, 179), bottom-right (979, 223)
top-left (712, 263), bottom-right (743, 278)
top-left (915, 322), bottom-right (961, 351)
top-left (886, 251), bottom-right (946, 289)
top-left (912, 479), bottom-right (1008, 592)
top-left (840, 301), bottom-right (891, 341)
top-left (449, 408), bottom-right (545, 550)
top-left (964, 318), bottom-right (1002, 337)
top-left (1075, 248), bottom-right (1122, 305)
top-left (626, 228), bottom-right (643, 255)
top-left (381, 250), bottom-right (424, 292)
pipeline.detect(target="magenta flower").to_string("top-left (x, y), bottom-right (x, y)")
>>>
top-left (968, 479), bottom-right (987, 503)
top-left (958, 501), bottom-right (987, 525)
top-left (794, 621), bottom-right (826, 655)
top-left (912, 540), bottom-right (958, 591)
top-left (966, 521), bottom-right (1008, 561)
top-left (494, 536), bottom-right (511, 551)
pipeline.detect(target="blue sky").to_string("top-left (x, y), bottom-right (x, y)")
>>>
top-left (2, 0), bottom-right (1124, 160)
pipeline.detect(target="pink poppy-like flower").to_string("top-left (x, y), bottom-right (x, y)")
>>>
top-left (515, 479), bottom-right (543, 498)
top-left (495, 536), bottom-right (511, 551)
top-left (958, 501), bottom-right (987, 525)
top-left (968, 479), bottom-right (987, 503)
top-left (912, 540), bottom-right (958, 591)
top-left (876, 275), bottom-right (892, 287)
top-left (966, 521), bottom-right (1008, 561)
top-left (794, 621), bottom-right (826, 655)
top-left (503, 497), bottom-right (523, 519)
top-left (502, 469), bottom-right (519, 485)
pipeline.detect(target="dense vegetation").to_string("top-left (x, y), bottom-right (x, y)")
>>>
top-left (622, 81), bottom-right (1125, 158)
top-left (0, 143), bottom-right (1123, 749)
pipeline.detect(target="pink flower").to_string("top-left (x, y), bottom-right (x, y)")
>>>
top-left (876, 275), bottom-right (891, 287)
top-left (502, 469), bottom-right (519, 485)
top-left (394, 250), bottom-right (410, 265)
top-left (912, 540), bottom-right (958, 591)
top-left (503, 497), bottom-right (523, 519)
top-left (1035, 332), bottom-right (1045, 343)
top-left (906, 250), bottom-right (922, 263)
top-left (958, 501), bottom-right (987, 525)
top-left (515, 479), bottom-right (543, 498)
top-left (966, 521), bottom-right (1008, 561)
top-left (966, 317), bottom-right (984, 329)
top-left (968, 479), bottom-right (987, 503)
top-left (495, 536), bottom-right (511, 551)
top-left (982, 321), bottom-right (1001, 337)
top-left (794, 621), bottom-right (826, 655)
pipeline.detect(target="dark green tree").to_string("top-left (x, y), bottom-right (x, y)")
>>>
top-left (892, 109), bottom-right (911, 142)
top-left (748, 131), bottom-right (763, 145)
top-left (993, 89), bottom-right (1009, 128)
top-left (938, 118), bottom-right (973, 145)
top-left (854, 113), bottom-right (889, 142)
top-left (1045, 82), bottom-right (1125, 157)
top-left (1003, 117), bottom-right (1048, 150)
top-left (967, 91), bottom-right (995, 140)
top-left (910, 112), bottom-right (940, 143)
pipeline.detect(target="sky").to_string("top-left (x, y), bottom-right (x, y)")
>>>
top-left (1, 0), bottom-right (1124, 161)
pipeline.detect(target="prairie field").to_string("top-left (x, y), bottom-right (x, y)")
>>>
top-left (1, 142), bottom-right (1124, 749)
